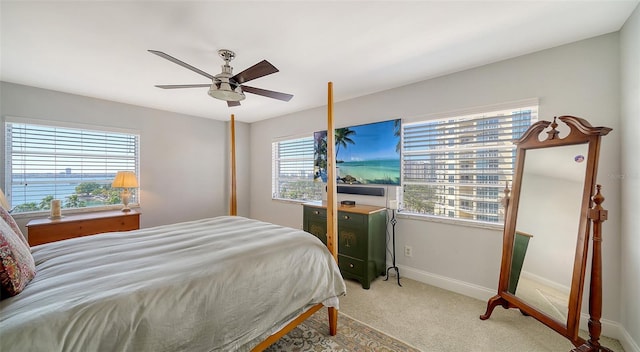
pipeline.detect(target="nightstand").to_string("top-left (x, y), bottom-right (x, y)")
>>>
top-left (303, 202), bottom-right (386, 289)
top-left (26, 210), bottom-right (140, 246)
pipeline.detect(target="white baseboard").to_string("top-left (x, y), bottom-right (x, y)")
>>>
top-left (397, 264), bottom-right (496, 302)
top-left (397, 264), bottom-right (639, 352)
top-left (617, 325), bottom-right (640, 352)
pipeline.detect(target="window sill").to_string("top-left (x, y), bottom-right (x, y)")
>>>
top-left (272, 199), bottom-right (503, 231)
top-left (271, 198), bottom-right (315, 205)
top-left (10, 204), bottom-right (140, 221)
top-left (396, 211), bottom-right (504, 231)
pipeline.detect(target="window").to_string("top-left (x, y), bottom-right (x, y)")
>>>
top-left (401, 104), bottom-right (537, 224)
top-left (271, 136), bottom-right (322, 201)
top-left (4, 118), bottom-right (139, 213)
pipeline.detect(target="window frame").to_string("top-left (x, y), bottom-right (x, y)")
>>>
top-left (4, 116), bottom-right (141, 215)
top-left (271, 134), bottom-right (323, 203)
top-left (399, 100), bottom-right (538, 226)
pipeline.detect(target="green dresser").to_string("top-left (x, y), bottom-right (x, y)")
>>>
top-left (303, 202), bottom-right (387, 289)
top-left (508, 231), bottom-right (533, 294)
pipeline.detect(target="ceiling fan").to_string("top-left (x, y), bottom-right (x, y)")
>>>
top-left (149, 49), bottom-right (293, 107)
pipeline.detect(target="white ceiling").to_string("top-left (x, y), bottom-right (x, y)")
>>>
top-left (1, 1), bottom-right (637, 123)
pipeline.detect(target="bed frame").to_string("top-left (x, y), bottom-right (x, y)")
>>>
top-left (228, 83), bottom-right (339, 351)
top-left (0, 84), bottom-right (339, 352)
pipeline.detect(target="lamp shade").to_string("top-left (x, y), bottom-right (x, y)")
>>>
top-left (112, 171), bottom-right (138, 188)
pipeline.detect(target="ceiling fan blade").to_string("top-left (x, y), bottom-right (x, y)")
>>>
top-left (232, 60), bottom-right (279, 84)
top-left (227, 101), bottom-right (241, 107)
top-left (155, 84), bottom-right (210, 89)
top-left (148, 50), bottom-right (215, 80)
top-left (242, 85), bottom-right (293, 102)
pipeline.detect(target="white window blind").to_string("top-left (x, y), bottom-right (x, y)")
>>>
top-left (5, 120), bottom-right (140, 213)
top-left (401, 105), bottom-right (537, 223)
top-left (271, 136), bottom-right (322, 201)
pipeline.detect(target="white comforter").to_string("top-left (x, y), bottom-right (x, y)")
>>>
top-left (0, 216), bottom-right (346, 352)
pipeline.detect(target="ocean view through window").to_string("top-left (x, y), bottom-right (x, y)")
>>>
top-left (4, 118), bottom-right (140, 213)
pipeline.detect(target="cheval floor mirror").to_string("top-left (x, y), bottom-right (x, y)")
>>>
top-left (480, 116), bottom-right (613, 352)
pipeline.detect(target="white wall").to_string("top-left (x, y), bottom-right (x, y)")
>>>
top-left (517, 173), bottom-right (583, 289)
top-left (620, 4), bottom-right (640, 351)
top-left (0, 17), bottom-right (633, 349)
top-left (250, 33), bottom-right (624, 328)
top-left (0, 82), bottom-right (248, 231)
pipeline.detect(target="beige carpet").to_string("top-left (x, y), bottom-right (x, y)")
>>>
top-left (338, 277), bottom-right (624, 352)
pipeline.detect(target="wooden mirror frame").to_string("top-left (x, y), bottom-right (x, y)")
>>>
top-left (480, 116), bottom-right (612, 351)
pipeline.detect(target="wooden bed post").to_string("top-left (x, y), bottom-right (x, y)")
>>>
top-left (326, 82), bottom-right (339, 335)
top-left (247, 86), bottom-right (343, 352)
top-left (250, 83), bottom-right (340, 352)
top-left (230, 114), bottom-right (237, 216)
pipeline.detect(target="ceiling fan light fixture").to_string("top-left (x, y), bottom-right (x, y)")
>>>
top-left (208, 81), bottom-right (246, 102)
top-left (150, 48), bottom-right (291, 104)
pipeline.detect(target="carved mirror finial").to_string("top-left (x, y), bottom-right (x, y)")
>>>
top-left (547, 116), bottom-right (560, 140)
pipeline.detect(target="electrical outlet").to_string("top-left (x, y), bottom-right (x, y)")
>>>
top-left (404, 245), bottom-right (413, 257)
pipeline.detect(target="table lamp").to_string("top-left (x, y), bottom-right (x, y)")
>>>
top-left (112, 171), bottom-right (138, 212)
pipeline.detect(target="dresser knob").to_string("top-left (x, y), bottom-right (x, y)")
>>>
top-left (343, 215), bottom-right (350, 220)
top-left (314, 211), bottom-right (320, 215)
top-left (349, 263), bottom-right (354, 268)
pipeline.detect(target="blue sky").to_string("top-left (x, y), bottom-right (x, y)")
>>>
top-left (337, 119), bottom-right (400, 161)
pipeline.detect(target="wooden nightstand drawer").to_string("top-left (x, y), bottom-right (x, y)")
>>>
top-left (27, 210), bottom-right (140, 246)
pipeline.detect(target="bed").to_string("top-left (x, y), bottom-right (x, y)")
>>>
top-left (1, 82), bottom-right (344, 351)
top-left (1, 215), bottom-right (345, 351)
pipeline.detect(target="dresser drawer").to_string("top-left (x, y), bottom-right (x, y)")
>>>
top-left (27, 210), bottom-right (140, 246)
top-left (338, 226), bottom-right (366, 258)
top-left (306, 207), bottom-right (327, 218)
top-left (338, 254), bottom-right (365, 277)
top-left (307, 220), bottom-right (327, 244)
top-left (305, 207), bottom-right (365, 225)
top-left (303, 206), bottom-right (327, 244)
top-left (337, 211), bottom-right (365, 226)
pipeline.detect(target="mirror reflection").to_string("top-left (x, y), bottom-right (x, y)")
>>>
top-left (508, 143), bottom-right (588, 324)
